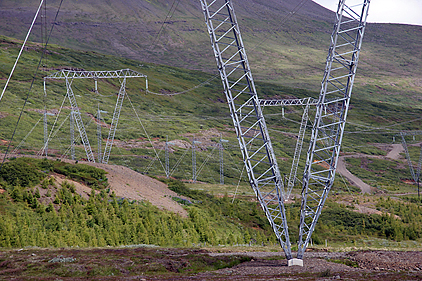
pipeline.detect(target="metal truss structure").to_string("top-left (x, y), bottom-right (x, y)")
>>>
top-left (286, 102), bottom-right (310, 200)
top-left (44, 69), bottom-right (147, 163)
top-left (254, 97), bottom-right (318, 107)
top-left (200, 0), bottom-right (370, 264)
top-left (200, 0), bottom-right (292, 259)
top-left (165, 136), bottom-right (175, 179)
top-left (297, 0), bottom-right (370, 259)
top-left (70, 111), bottom-right (75, 160)
top-left (102, 78), bottom-right (126, 164)
top-left (219, 138), bottom-right (229, 184)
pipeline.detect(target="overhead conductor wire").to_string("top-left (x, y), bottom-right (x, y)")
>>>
top-left (126, 93), bottom-right (167, 175)
top-left (0, 0), bottom-right (65, 170)
top-left (0, 0), bottom-right (45, 102)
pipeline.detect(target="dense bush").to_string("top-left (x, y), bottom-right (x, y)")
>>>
top-left (0, 158), bottom-right (45, 187)
top-left (53, 162), bottom-right (108, 189)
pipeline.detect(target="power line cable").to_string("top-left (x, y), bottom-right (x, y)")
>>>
top-left (146, 74), bottom-right (219, 96)
top-left (125, 92), bottom-right (167, 175)
top-left (11, 115), bottom-right (43, 154)
top-left (249, 0), bottom-right (310, 53)
top-left (148, 0), bottom-right (181, 50)
top-left (0, 0), bottom-right (65, 170)
top-left (0, 0), bottom-right (45, 102)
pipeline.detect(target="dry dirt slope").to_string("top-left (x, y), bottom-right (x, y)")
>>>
top-left (87, 162), bottom-right (188, 217)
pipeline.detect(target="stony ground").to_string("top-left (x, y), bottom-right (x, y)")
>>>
top-left (0, 247), bottom-right (421, 280)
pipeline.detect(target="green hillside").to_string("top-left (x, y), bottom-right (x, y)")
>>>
top-left (0, 0), bottom-right (421, 108)
top-left (0, 35), bottom-right (422, 190)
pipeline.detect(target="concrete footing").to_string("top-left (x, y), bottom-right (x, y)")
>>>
top-left (288, 258), bottom-right (303, 267)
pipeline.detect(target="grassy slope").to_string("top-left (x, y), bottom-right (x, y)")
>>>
top-left (0, 0), bottom-right (421, 108)
top-left (0, 35), bottom-right (422, 190)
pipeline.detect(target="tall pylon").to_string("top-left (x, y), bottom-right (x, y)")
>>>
top-left (298, 0), bottom-right (371, 259)
top-left (200, 0), bottom-right (371, 265)
top-left (96, 105), bottom-right (107, 163)
top-left (398, 131), bottom-right (422, 199)
top-left (43, 69), bottom-right (147, 163)
top-left (165, 136), bottom-right (175, 178)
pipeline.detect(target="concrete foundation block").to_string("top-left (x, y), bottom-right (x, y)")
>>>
top-left (288, 258), bottom-right (303, 267)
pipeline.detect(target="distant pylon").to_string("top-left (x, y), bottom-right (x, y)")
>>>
top-left (70, 111), bottom-right (75, 160)
top-left (43, 111), bottom-right (54, 157)
top-left (43, 111), bottom-right (47, 156)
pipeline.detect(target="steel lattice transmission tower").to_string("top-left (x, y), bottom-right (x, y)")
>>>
top-left (398, 131), bottom-right (422, 198)
top-left (44, 69), bottom-right (147, 163)
top-left (165, 136), bottom-right (175, 179)
top-left (70, 111), bottom-right (75, 160)
top-left (297, 0), bottom-right (371, 259)
top-left (96, 106), bottom-right (107, 163)
top-left (200, 0), bottom-right (292, 259)
top-left (200, 0), bottom-right (371, 265)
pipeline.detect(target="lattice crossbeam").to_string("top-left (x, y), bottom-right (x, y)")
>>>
top-left (45, 69), bottom-right (147, 80)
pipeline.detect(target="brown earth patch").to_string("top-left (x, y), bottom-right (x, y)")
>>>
top-left (86, 162), bottom-right (188, 217)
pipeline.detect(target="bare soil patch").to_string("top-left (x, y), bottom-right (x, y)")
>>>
top-left (87, 162), bottom-right (188, 218)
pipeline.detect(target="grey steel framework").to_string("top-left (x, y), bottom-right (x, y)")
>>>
top-left (200, 0), bottom-right (292, 259)
top-left (297, 0), bottom-right (370, 259)
top-left (254, 98), bottom-right (318, 107)
top-left (44, 69), bottom-right (147, 163)
top-left (165, 136), bottom-right (175, 179)
top-left (102, 78), bottom-right (126, 164)
top-left (286, 101), bottom-right (311, 200)
top-left (200, 0), bottom-right (370, 263)
top-left (70, 111), bottom-right (75, 160)
top-left (165, 136), bottom-right (170, 179)
top-left (43, 112), bottom-right (47, 156)
top-left (96, 106), bottom-right (107, 163)
top-left (97, 107), bottom-right (102, 163)
top-left (398, 131), bottom-right (422, 187)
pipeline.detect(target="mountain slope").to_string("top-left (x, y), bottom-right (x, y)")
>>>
top-left (0, 0), bottom-right (421, 107)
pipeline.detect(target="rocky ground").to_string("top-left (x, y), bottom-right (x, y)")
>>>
top-left (0, 247), bottom-right (421, 280)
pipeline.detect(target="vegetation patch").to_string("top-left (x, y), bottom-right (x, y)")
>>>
top-left (0, 157), bottom-right (108, 190)
top-left (326, 258), bottom-right (359, 268)
top-left (0, 247), bottom-right (251, 279)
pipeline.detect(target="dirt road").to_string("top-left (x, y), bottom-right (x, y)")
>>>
top-left (336, 142), bottom-right (408, 194)
top-left (337, 156), bottom-right (373, 194)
